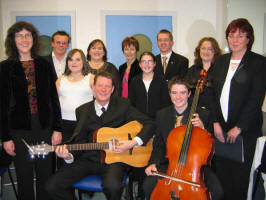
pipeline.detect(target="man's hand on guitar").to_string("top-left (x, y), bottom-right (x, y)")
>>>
top-left (145, 164), bottom-right (157, 176)
top-left (113, 140), bottom-right (137, 154)
top-left (55, 145), bottom-right (72, 160)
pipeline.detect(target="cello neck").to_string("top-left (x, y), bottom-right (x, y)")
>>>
top-left (178, 70), bottom-right (207, 164)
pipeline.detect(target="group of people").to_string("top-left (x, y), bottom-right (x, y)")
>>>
top-left (0, 17), bottom-right (265, 200)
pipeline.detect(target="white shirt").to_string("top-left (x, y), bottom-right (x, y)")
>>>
top-left (52, 51), bottom-right (67, 77)
top-left (220, 59), bottom-right (241, 122)
top-left (143, 79), bottom-right (152, 93)
top-left (59, 74), bottom-right (93, 120)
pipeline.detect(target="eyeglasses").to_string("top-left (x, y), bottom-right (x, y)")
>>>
top-left (158, 38), bottom-right (171, 42)
top-left (228, 34), bottom-right (247, 40)
top-left (55, 41), bottom-right (68, 45)
top-left (140, 60), bottom-right (154, 65)
top-left (15, 33), bottom-right (32, 39)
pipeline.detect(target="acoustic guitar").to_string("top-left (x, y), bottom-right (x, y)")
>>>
top-left (26, 121), bottom-right (152, 167)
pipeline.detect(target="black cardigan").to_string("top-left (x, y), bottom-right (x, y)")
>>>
top-left (0, 57), bottom-right (62, 142)
top-left (129, 73), bottom-right (171, 119)
top-left (118, 59), bottom-right (142, 93)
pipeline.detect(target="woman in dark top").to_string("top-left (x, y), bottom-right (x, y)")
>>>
top-left (212, 18), bottom-right (266, 200)
top-left (119, 36), bottom-right (141, 98)
top-left (129, 51), bottom-right (171, 119)
top-left (186, 37), bottom-right (221, 110)
top-left (0, 21), bottom-right (62, 200)
top-left (87, 39), bottom-right (120, 95)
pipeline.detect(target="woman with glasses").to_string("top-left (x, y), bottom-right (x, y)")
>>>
top-left (0, 21), bottom-right (62, 200)
top-left (128, 51), bottom-right (171, 199)
top-left (129, 51), bottom-right (171, 120)
top-left (212, 18), bottom-right (266, 199)
top-left (87, 39), bottom-right (120, 96)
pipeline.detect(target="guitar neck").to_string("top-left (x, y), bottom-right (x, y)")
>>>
top-left (55, 142), bottom-right (110, 151)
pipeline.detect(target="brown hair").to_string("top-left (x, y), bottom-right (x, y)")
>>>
top-left (194, 37), bottom-right (221, 65)
top-left (139, 51), bottom-right (156, 63)
top-left (87, 39), bottom-right (107, 61)
top-left (226, 18), bottom-right (254, 50)
top-left (157, 29), bottom-right (173, 41)
top-left (64, 49), bottom-right (88, 76)
top-left (52, 30), bottom-right (71, 44)
top-left (168, 76), bottom-right (191, 92)
top-left (122, 37), bottom-right (139, 52)
top-left (93, 71), bottom-right (115, 87)
top-left (5, 21), bottom-right (40, 60)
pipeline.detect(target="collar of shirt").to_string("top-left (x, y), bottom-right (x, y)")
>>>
top-left (94, 101), bottom-right (109, 117)
top-left (160, 51), bottom-right (172, 65)
top-left (52, 51), bottom-right (67, 63)
top-left (52, 51), bottom-right (67, 77)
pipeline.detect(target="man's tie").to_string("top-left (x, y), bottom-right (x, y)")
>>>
top-left (101, 107), bottom-right (106, 113)
top-left (175, 116), bottom-right (183, 128)
top-left (162, 56), bottom-right (167, 74)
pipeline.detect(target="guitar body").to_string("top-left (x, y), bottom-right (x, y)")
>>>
top-left (95, 121), bottom-right (152, 167)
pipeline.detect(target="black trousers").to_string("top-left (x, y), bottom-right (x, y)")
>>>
top-left (61, 119), bottom-right (77, 143)
top-left (55, 119), bottom-right (77, 170)
top-left (215, 136), bottom-right (257, 200)
top-left (45, 158), bottom-right (129, 200)
top-left (143, 166), bottom-right (224, 200)
top-left (10, 114), bottom-right (53, 200)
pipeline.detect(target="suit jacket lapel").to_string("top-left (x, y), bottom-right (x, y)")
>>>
top-left (165, 53), bottom-right (175, 76)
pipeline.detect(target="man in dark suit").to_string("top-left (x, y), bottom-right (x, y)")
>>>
top-left (154, 29), bottom-right (188, 81)
top-left (142, 76), bottom-right (223, 200)
top-left (45, 71), bottom-right (154, 200)
top-left (43, 30), bottom-right (70, 81)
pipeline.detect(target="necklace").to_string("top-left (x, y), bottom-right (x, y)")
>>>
top-left (89, 61), bottom-right (104, 69)
top-left (68, 74), bottom-right (83, 81)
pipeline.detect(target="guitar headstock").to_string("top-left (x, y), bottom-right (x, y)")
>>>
top-left (28, 143), bottom-right (53, 159)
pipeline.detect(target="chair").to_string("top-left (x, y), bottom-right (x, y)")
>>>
top-left (73, 174), bottom-right (128, 200)
top-left (0, 143), bottom-right (18, 200)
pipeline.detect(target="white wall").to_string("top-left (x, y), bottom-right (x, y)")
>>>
top-left (0, 0), bottom-right (224, 64)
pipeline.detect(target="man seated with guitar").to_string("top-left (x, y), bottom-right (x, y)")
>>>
top-left (143, 76), bottom-right (224, 200)
top-left (45, 71), bottom-right (154, 200)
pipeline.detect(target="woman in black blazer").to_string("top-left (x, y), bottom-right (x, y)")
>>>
top-left (186, 37), bottom-right (221, 112)
top-left (119, 36), bottom-right (141, 98)
top-left (0, 21), bottom-right (62, 200)
top-left (212, 18), bottom-right (266, 199)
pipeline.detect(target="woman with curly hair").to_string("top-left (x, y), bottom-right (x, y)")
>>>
top-left (186, 37), bottom-right (221, 111)
top-left (0, 21), bottom-right (62, 200)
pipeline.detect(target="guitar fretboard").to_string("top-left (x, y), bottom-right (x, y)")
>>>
top-left (61, 142), bottom-right (110, 151)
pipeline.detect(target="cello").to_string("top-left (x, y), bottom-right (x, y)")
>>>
top-left (151, 70), bottom-right (215, 200)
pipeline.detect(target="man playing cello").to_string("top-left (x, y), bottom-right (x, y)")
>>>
top-left (143, 76), bottom-right (223, 200)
